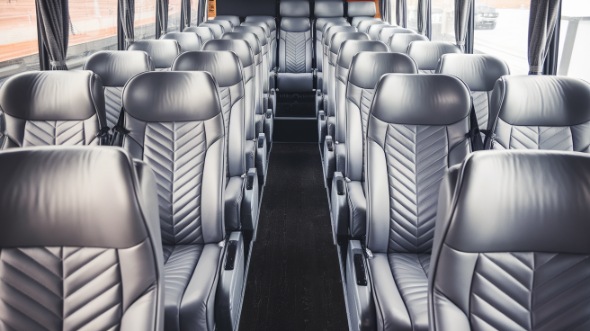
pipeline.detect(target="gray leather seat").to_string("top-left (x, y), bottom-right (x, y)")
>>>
top-left (0, 147), bottom-right (164, 331)
top-left (349, 74), bottom-right (471, 331)
top-left (357, 18), bottom-right (385, 34)
top-left (84, 50), bottom-right (153, 129)
top-left (241, 21), bottom-right (276, 96)
top-left (368, 23), bottom-right (394, 40)
top-left (244, 16), bottom-right (277, 70)
top-left (314, 1), bottom-right (348, 73)
top-left (330, 52), bottom-right (417, 245)
top-left (215, 15), bottom-right (241, 28)
top-left (390, 33), bottom-right (429, 53)
top-left (487, 75), bottom-right (590, 151)
top-left (429, 151), bottom-right (590, 331)
top-left (347, 1), bottom-right (377, 27)
top-left (199, 22), bottom-right (224, 39)
top-left (0, 71), bottom-right (108, 148)
top-left (128, 39), bottom-right (180, 70)
top-left (160, 31), bottom-right (202, 52)
top-left (407, 41), bottom-right (461, 74)
top-left (378, 26), bottom-right (412, 44)
top-left (184, 26), bottom-right (215, 43)
top-left (207, 19), bottom-right (233, 34)
top-left (120, 71), bottom-right (231, 331)
top-left (277, 1), bottom-right (314, 92)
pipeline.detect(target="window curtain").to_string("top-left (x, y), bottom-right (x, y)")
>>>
top-left (528, 0), bottom-right (561, 74)
top-left (396, 0), bottom-right (406, 27)
top-left (455, 0), bottom-right (472, 52)
top-left (36, 0), bottom-right (69, 70)
top-left (417, 0), bottom-right (425, 34)
top-left (182, 0), bottom-right (190, 30)
top-left (157, 0), bottom-right (169, 36)
top-left (380, 0), bottom-right (388, 23)
top-left (119, 0), bottom-right (135, 49)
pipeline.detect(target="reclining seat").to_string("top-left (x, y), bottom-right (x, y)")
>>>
top-left (277, 1), bottom-right (314, 92)
top-left (199, 22), bottom-right (224, 39)
top-left (330, 52), bottom-right (417, 246)
top-left (160, 31), bottom-right (202, 52)
top-left (347, 74), bottom-right (471, 331)
top-left (0, 147), bottom-right (164, 331)
top-left (378, 26), bottom-right (412, 44)
top-left (437, 54), bottom-right (509, 149)
top-left (120, 71), bottom-right (236, 331)
top-left (347, 1), bottom-right (377, 27)
top-left (323, 39), bottom-right (388, 185)
top-left (215, 15), bottom-right (241, 28)
top-left (486, 75), bottom-right (590, 151)
top-left (314, 1), bottom-right (347, 75)
top-left (390, 33), bottom-right (429, 53)
top-left (244, 16), bottom-right (277, 70)
top-left (207, 19), bottom-right (233, 34)
top-left (357, 18), bottom-right (386, 34)
top-left (0, 71), bottom-right (108, 148)
top-left (368, 23), bottom-right (395, 40)
top-left (128, 39), bottom-right (180, 70)
top-left (407, 41), bottom-right (461, 74)
top-left (84, 50), bottom-right (153, 129)
top-left (184, 26), bottom-right (215, 43)
top-left (203, 39), bottom-right (268, 189)
top-left (429, 151), bottom-right (590, 331)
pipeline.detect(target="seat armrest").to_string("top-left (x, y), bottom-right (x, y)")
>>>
top-left (215, 232), bottom-right (245, 331)
top-left (346, 240), bottom-right (376, 331)
top-left (315, 89), bottom-right (324, 116)
top-left (256, 133), bottom-right (268, 187)
top-left (224, 176), bottom-right (245, 232)
top-left (318, 110), bottom-right (327, 146)
top-left (241, 168), bottom-right (260, 241)
top-left (330, 172), bottom-right (350, 243)
top-left (264, 109), bottom-right (273, 146)
top-left (347, 181), bottom-right (367, 239)
top-left (245, 140), bottom-right (256, 171)
top-left (335, 141), bottom-right (346, 174)
top-left (323, 135), bottom-right (335, 184)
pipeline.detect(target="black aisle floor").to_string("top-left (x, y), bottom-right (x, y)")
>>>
top-left (239, 143), bottom-right (348, 331)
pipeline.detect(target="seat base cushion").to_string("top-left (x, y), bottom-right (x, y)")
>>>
top-left (277, 73), bottom-right (314, 92)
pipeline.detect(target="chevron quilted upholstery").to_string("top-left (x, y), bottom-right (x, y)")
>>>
top-left (279, 31), bottom-right (312, 73)
top-left (492, 119), bottom-right (590, 151)
top-left (104, 86), bottom-right (124, 128)
top-left (472, 91), bottom-right (489, 130)
top-left (21, 119), bottom-right (100, 146)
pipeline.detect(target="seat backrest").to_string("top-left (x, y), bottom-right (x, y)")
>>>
top-left (407, 41), bottom-right (461, 73)
top-left (207, 19), bottom-right (233, 33)
top-left (244, 16), bottom-right (277, 68)
top-left (357, 18), bottom-right (384, 34)
top-left (368, 23), bottom-right (393, 40)
top-left (128, 39), bottom-right (180, 70)
top-left (184, 26), bottom-right (214, 43)
top-left (235, 25), bottom-right (271, 94)
top-left (334, 40), bottom-right (389, 145)
top-left (322, 25), bottom-right (357, 96)
top-left (160, 31), bottom-right (202, 52)
top-left (0, 71), bottom-right (107, 148)
top-left (279, 1), bottom-right (312, 74)
top-left (487, 75), bottom-right (590, 151)
top-left (199, 22), bottom-right (224, 39)
top-left (203, 39), bottom-right (257, 142)
top-left (84, 50), bottom-right (153, 128)
top-left (390, 33), bottom-right (429, 53)
top-left (437, 53), bottom-right (510, 131)
top-left (378, 26), bottom-right (412, 44)
top-left (430, 151), bottom-right (590, 331)
top-left (314, 1), bottom-right (348, 71)
top-left (347, 1), bottom-right (377, 27)
top-left (0, 147), bottom-right (164, 331)
top-left (121, 71), bottom-right (225, 246)
top-left (215, 15), bottom-right (241, 28)
top-left (366, 74), bottom-right (471, 254)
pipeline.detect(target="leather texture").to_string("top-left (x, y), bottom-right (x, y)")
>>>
top-left (215, 15), bottom-right (241, 28)
top-left (430, 151), bottom-right (590, 331)
top-left (0, 147), bottom-right (164, 331)
top-left (378, 27), bottom-right (412, 44)
top-left (279, 19), bottom-right (312, 73)
top-left (315, 1), bottom-right (344, 17)
top-left (184, 26), bottom-right (214, 43)
top-left (322, 25), bottom-right (357, 98)
top-left (488, 75), bottom-right (590, 151)
top-left (161, 32), bottom-right (202, 52)
top-left (128, 40), bottom-right (180, 69)
top-left (348, 1), bottom-right (377, 17)
top-left (199, 23), bottom-right (224, 39)
top-left (368, 23), bottom-right (393, 40)
top-left (315, 19), bottom-right (348, 72)
top-left (207, 19), bottom-right (232, 34)
top-left (0, 71), bottom-right (107, 148)
top-left (358, 19), bottom-right (385, 34)
top-left (244, 16), bottom-right (277, 68)
top-left (280, 0), bottom-right (310, 17)
top-left (390, 33), bottom-right (429, 53)
top-left (407, 41), bottom-right (461, 72)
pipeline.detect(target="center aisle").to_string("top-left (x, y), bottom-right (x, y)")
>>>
top-left (239, 143), bottom-right (348, 330)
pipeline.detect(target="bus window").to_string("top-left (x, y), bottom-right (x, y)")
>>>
top-left (473, 0), bottom-right (531, 74)
top-left (168, 0), bottom-right (182, 32)
top-left (67, 0), bottom-right (118, 69)
top-left (136, 0), bottom-right (157, 40)
top-left (558, 0), bottom-right (590, 81)
top-left (0, 0), bottom-right (39, 86)
top-left (406, 0), bottom-right (419, 31)
top-left (191, 0), bottom-right (199, 26)
top-left (431, 0), bottom-right (455, 42)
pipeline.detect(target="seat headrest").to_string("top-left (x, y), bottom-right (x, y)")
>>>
top-left (407, 41), bottom-right (461, 71)
top-left (84, 50), bottom-right (153, 87)
top-left (0, 71), bottom-right (105, 121)
top-left (160, 32), bottom-right (202, 52)
top-left (0, 147), bottom-right (150, 248)
top-left (442, 151), bottom-right (590, 253)
top-left (349, 52), bottom-right (417, 88)
top-left (324, 25), bottom-right (357, 46)
top-left (490, 75), bottom-right (590, 126)
top-left (240, 21), bottom-right (271, 39)
top-left (207, 19), bottom-right (232, 33)
top-left (347, 1), bottom-right (376, 17)
top-left (234, 26), bottom-right (267, 46)
top-left (390, 33), bottom-right (429, 53)
top-left (244, 16), bottom-right (276, 31)
top-left (199, 23), bottom-right (224, 38)
top-left (371, 74), bottom-right (470, 125)
top-left (437, 54), bottom-right (510, 91)
top-left (184, 26), bottom-right (214, 42)
top-left (330, 31), bottom-right (369, 54)
top-left (222, 32), bottom-right (261, 55)
top-left (357, 19), bottom-right (383, 33)
top-left (172, 51), bottom-right (243, 87)
top-left (368, 23), bottom-right (392, 40)
top-left (337, 40), bottom-right (388, 68)
top-left (202, 39), bottom-right (254, 67)
top-left (315, 1), bottom-right (344, 17)
top-left (280, 17), bottom-right (312, 32)
top-left (215, 15), bottom-right (241, 27)
top-left (280, 1), bottom-right (310, 17)
top-left (123, 71), bottom-right (221, 122)
top-left (378, 26), bottom-right (411, 42)
top-left (128, 40), bottom-right (180, 69)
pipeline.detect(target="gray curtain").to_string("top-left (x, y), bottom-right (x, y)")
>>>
top-left (182, 0), bottom-right (190, 30)
top-left (157, 0), bottom-right (169, 36)
top-left (417, 0), bottom-right (425, 34)
top-left (380, 0), bottom-right (387, 23)
top-left (119, 0), bottom-right (135, 49)
top-left (455, 0), bottom-right (472, 52)
top-left (396, 0), bottom-right (406, 27)
top-left (528, 0), bottom-right (561, 74)
top-left (37, 0), bottom-right (69, 70)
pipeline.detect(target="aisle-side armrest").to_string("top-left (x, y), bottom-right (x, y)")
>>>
top-left (346, 240), bottom-right (376, 331)
top-left (330, 172), bottom-right (349, 244)
top-left (242, 168), bottom-right (260, 240)
top-left (215, 232), bottom-right (246, 331)
top-left (347, 181), bottom-right (367, 239)
top-left (224, 176), bottom-right (245, 232)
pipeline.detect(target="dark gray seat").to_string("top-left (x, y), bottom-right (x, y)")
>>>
top-left (215, 15), bottom-right (241, 28)
top-left (128, 39), bottom-right (180, 70)
top-left (430, 151), bottom-right (590, 331)
top-left (184, 26), bottom-right (215, 43)
top-left (199, 22), bottom-right (224, 39)
top-left (120, 71), bottom-right (231, 331)
top-left (348, 74), bottom-right (471, 331)
top-left (378, 26), bottom-right (412, 44)
top-left (244, 16), bottom-right (277, 70)
top-left (347, 1), bottom-right (378, 27)
top-left (314, 1), bottom-right (348, 73)
top-left (160, 31), bottom-right (202, 52)
top-left (390, 33), bottom-right (429, 53)
top-left (0, 71), bottom-right (108, 148)
top-left (486, 75), bottom-right (590, 151)
top-left (407, 41), bottom-right (461, 73)
top-left (0, 147), bottom-right (164, 331)
top-left (277, 1), bottom-right (313, 92)
top-left (84, 50), bottom-right (153, 129)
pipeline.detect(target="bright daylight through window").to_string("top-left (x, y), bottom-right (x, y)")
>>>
top-left (558, 0), bottom-right (590, 82)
